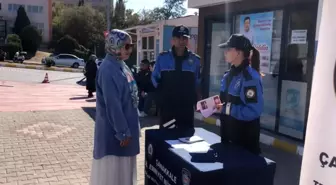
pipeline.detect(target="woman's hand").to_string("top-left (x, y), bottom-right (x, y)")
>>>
top-left (215, 103), bottom-right (223, 113)
top-left (120, 137), bottom-right (132, 147)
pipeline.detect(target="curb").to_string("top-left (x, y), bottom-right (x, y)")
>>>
top-left (194, 112), bottom-right (304, 156)
top-left (0, 62), bottom-right (83, 73)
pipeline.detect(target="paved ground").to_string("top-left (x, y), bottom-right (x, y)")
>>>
top-left (0, 108), bottom-right (302, 185)
top-left (0, 67), bottom-right (84, 85)
top-left (0, 81), bottom-right (94, 112)
top-left (0, 68), bottom-right (302, 185)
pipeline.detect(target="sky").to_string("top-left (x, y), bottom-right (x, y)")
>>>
top-left (125, 0), bottom-right (199, 15)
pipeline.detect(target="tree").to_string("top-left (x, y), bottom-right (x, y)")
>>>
top-left (55, 35), bottom-right (80, 54)
top-left (78, 0), bottom-right (84, 6)
top-left (113, 0), bottom-right (126, 28)
top-left (59, 6), bottom-right (106, 49)
top-left (20, 25), bottom-right (42, 54)
top-left (6, 34), bottom-right (21, 46)
top-left (124, 9), bottom-right (140, 28)
top-left (13, 6), bottom-right (31, 35)
top-left (138, 9), bottom-right (156, 25)
top-left (151, 0), bottom-right (186, 20)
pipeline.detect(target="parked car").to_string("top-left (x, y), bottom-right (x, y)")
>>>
top-left (42, 54), bottom-right (84, 68)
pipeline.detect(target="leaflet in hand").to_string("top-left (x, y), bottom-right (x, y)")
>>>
top-left (196, 95), bottom-right (222, 117)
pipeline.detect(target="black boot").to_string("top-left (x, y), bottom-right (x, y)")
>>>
top-left (88, 91), bottom-right (94, 98)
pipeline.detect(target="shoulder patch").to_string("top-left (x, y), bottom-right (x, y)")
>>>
top-left (244, 86), bottom-right (258, 103)
top-left (159, 51), bottom-right (169, 55)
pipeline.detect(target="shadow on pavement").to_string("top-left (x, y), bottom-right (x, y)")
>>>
top-left (86, 99), bottom-right (96, 102)
top-left (82, 107), bottom-right (96, 120)
top-left (49, 76), bottom-right (83, 82)
top-left (81, 106), bottom-right (159, 129)
top-left (70, 96), bottom-right (89, 100)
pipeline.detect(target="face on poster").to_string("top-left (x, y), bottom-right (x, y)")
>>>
top-left (239, 12), bottom-right (274, 74)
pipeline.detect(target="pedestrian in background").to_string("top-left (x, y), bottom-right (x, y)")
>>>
top-left (90, 29), bottom-right (139, 185)
top-left (85, 54), bottom-right (98, 98)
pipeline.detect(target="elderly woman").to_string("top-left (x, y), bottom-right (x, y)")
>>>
top-left (90, 29), bottom-right (140, 185)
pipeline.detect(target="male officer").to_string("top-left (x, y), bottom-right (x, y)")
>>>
top-left (152, 25), bottom-right (201, 134)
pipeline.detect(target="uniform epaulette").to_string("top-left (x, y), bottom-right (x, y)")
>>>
top-left (192, 53), bottom-right (201, 59)
top-left (159, 51), bottom-right (169, 55)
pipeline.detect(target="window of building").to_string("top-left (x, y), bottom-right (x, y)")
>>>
top-left (0, 3), bottom-right (2, 10)
top-left (208, 22), bottom-right (232, 97)
top-left (28, 5), bottom-right (43, 13)
top-left (141, 36), bottom-right (155, 61)
top-left (8, 4), bottom-right (25, 12)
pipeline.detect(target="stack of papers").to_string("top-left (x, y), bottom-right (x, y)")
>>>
top-left (166, 137), bottom-right (210, 153)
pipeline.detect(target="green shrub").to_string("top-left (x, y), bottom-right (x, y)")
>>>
top-left (20, 25), bottom-right (42, 54)
top-left (4, 42), bottom-right (21, 59)
top-left (73, 49), bottom-right (90, 62)
top-left (6, 34), bottom-right (22, 45)
top-left (55, 35), bottom-right (79, 54)
top-left (45, 57), bottom-right (54, 67)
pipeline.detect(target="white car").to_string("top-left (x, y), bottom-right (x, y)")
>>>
top-left (46, 54), bottom-right (85, 68)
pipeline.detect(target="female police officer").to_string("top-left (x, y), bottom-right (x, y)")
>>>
top-left (216, 34), bottom-right (263, 155)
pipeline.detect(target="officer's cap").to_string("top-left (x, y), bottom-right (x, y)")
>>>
top-left (218, 34), bottom-right (252, 52)
top-left (172, 25), bottom-right (190, 38)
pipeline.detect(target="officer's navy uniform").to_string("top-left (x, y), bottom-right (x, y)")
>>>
top-left (218, 34), bottom-right (264, 154)
top-left (152, 26), bottom-right (201, 133)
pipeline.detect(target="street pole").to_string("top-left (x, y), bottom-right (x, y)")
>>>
top-left (106, 0), bottom-right (111, 31)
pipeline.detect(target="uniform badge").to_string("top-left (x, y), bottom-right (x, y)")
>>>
top-left (180, 26), bottom-right (185, 32)
top-left (246, 89), bottom-right (256, 99)
top-left (188, 59), bottom-right (193, 66)
top-left (147, 143), bottom-right (153, 159)
top-left (182, 168), bottom-right (191, 185)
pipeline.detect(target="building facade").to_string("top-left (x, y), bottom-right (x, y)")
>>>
top-left (0, 0), bottom-right (52, 43)
top-left (189, 0), bottom-right (322, 141)
top-left (124, 15), bottom-right (199, 67)
top-left (53, 0), bottom-right (109, 8)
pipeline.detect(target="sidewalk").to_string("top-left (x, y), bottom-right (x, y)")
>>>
top-left (194, 112), bottom-right (304, 156)
top-left (0, 61), bottom-right (83, 73)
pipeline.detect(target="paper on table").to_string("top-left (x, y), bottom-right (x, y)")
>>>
top-left (178, 136), bottom-right (204, 144)
top-left (166, 139), bottom-right (210, 153)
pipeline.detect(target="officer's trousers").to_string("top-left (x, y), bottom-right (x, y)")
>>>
top-left (220, 114), bottom-right (261, 155)
top-left (159, 103), bottom-right (194, 136)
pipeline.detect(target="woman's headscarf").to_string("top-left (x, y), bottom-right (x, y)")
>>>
top-left (105, 29), bottom-right (133, 58)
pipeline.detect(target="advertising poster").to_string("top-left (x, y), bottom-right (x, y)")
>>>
top-left (278, 80), bottom-right (307, 139)
top-left (300, 0), bottom-right (336, 184)
top-left (239, 12), bottom-right (274, 74)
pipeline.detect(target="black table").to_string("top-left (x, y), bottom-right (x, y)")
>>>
top-left (144, 128), bottom-right (276, 185)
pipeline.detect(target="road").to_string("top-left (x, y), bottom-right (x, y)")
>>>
top-left (0, 67), bottom-right (303, 185)
top-left (0, 67), bottom-right (84, 85)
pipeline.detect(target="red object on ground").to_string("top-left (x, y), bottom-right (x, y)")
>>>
top-left (42, 73), bottom-right (50, 83)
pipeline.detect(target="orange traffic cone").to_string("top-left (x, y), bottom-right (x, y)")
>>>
top-left (42, 73), bottom-right (49, 83)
